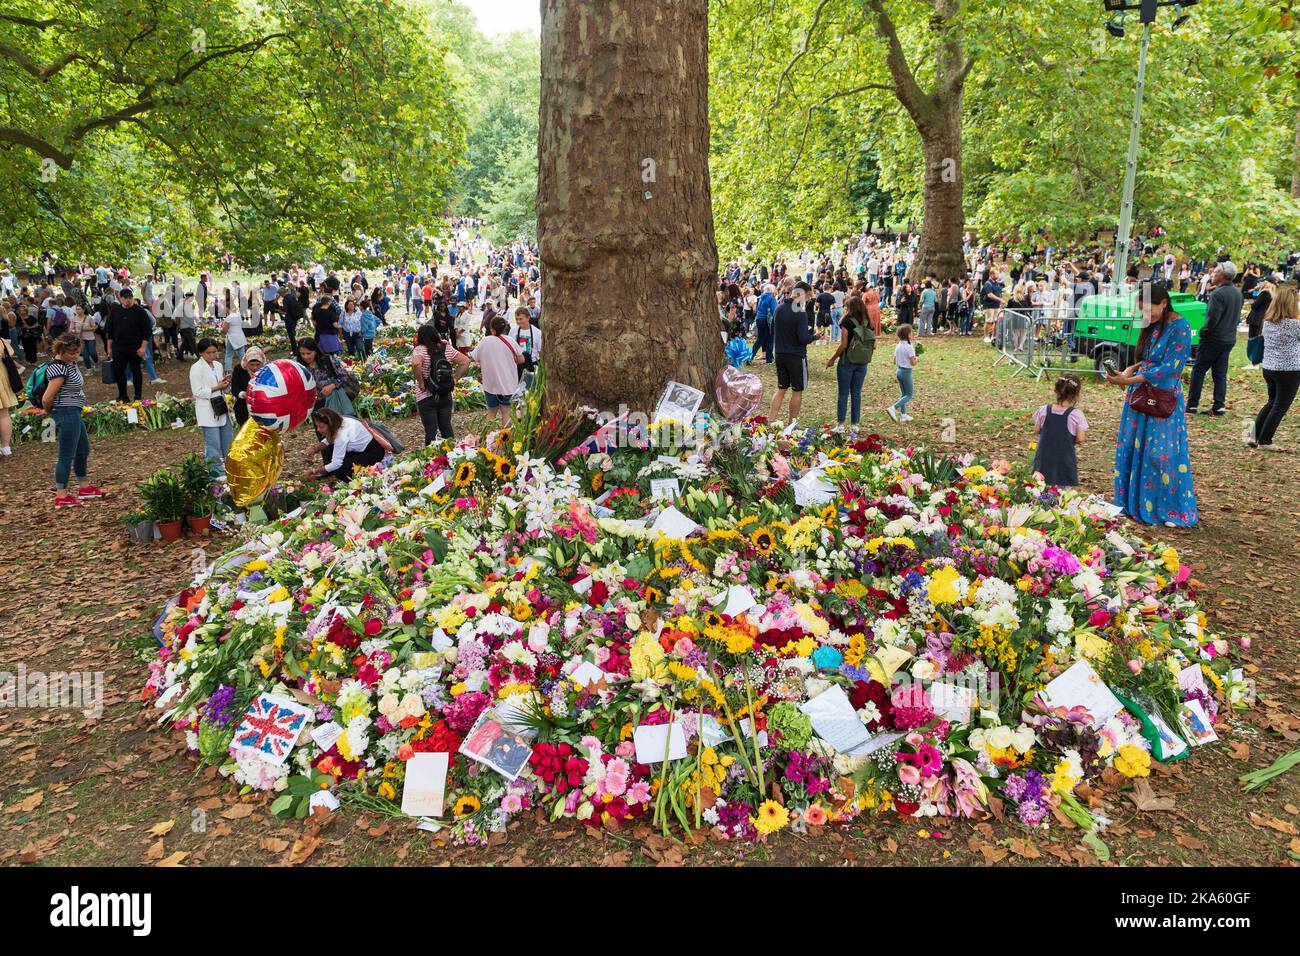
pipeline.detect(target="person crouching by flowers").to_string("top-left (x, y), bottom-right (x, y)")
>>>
top-left (41, 333), bottom-right (107, 507)
top-left (304, 407), bottom-right (384, 482)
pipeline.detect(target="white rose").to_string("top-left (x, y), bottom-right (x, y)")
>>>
top-left (988, 725), bottom-right (1014, 749)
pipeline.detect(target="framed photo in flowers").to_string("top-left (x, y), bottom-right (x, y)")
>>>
top-left (459, 707), bottom-right (536, 780)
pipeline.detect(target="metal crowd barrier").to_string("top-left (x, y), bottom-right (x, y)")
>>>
top-left (991, 305), bottom-right (1093, 381)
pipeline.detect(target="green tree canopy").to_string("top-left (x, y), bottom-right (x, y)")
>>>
top-left (1, 0), bottom-right (466, 268)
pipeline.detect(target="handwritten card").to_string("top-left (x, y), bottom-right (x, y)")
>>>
top-left (633, 721), bottom-right (688, 764)
top-left (793, 469), bottom-right (836, 507)
top-left (929, 682), bottom-right (975, 724)
top-left (401, 752), bottom-right (449, 818)
top-left (1178, 662), bottom-right (1209, 699)
top-left (650, 478), bottom-right (681, 501)
top-left (126, 407), bottom-right (139, 425)
top-left (309, 721), bottom-right (343, 752)
top-left (799, 684), bottom-right (871, 754)
top-left (1040, 659), bottom-right (1123, 729)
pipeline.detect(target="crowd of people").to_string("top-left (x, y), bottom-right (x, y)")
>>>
top-left (715, 228), bottom-right (1300, 530)
top-left (3, 221), bottom-right (1295, 527)
top-left (0, 226), bottom-right (548, 504)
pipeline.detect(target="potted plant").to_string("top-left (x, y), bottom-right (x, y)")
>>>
top-left (140, 469), bottom-right (187, 541)
top-left (180, 453), bottom-right (220, 535)
top-left (121, 510), bottom-right (157, 544)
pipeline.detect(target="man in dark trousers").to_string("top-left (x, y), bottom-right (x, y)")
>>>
top-left (105, 287), bottom-right (152, 402)
top-left (1187, 261), bottom-right (1243, 416)
top-left (768, 281), bottom-right (823, 423)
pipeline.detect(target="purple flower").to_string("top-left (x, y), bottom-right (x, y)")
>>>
top-left (203, 685), bottom-right (237, 728)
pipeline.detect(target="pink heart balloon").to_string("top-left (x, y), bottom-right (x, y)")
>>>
top-left (715, 366), bottom-right (764, 422)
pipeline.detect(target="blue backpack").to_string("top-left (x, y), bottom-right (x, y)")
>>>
top-left (25, 362), bottom-right (52, 408)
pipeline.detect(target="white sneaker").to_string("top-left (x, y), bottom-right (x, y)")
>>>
top-left (886, 406), bottom-right (900, 423)
top-left (900, 414), bottom-right (914, 422)
top-left (0, 446), bottom-right (10, 456)
top-left (150, 378), bottom-right (166, 385)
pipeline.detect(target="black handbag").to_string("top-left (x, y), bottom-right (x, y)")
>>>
top-left (2, 346), bottom-right (20, 394)
top-left (210, 395), bottom-right (230, 418)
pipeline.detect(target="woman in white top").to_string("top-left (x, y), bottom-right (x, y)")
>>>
top-left (221, 288), bottom-right (246, 369)
top-left (305, 407), bottom-right (384, 481)
top-left (190, 337), bottom-right (233, 477)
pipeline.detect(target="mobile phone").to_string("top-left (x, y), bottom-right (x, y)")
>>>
top-left (1101, 358), bottom-right (1119, 376)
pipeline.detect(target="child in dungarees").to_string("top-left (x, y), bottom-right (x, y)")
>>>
top-left (1032, 375), bottom-right (1088, 486)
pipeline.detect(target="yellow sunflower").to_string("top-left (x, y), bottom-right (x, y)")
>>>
top-left (453, 461), bottom-right (477, 487)
top-left (494, 458), bottom-right (517, 482)
top-left (452, 795), bottom-right (481, 816)
top-left (749, 527), bottom-right (776, 556)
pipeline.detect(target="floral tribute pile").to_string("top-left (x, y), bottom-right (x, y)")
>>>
top-left (144, 407), bottom-right (1249, 846)
top-left (16, 393), bottom-right (195, 444)
top-left (343, 346), bottom-right (486, 420)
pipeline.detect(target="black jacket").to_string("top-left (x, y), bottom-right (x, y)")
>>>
top-left (773, 302), bottom-right (816, 357)
top-left (1202, 283), bottom-right (1244, 345)
top-left (106, 303), bottom-right (153, 350)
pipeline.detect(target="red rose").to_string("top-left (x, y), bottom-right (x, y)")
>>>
top-left (401, 609), bottom-right (416, 625)
top-left (364, 618), bottom-right (383, 637)
top-left (588, 581), bottom-right (609, 605)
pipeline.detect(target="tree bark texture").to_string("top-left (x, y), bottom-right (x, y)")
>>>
top-left (538, 0), bottom-right (721, 414)
top-left (865, 0), bottom-right (970, 282)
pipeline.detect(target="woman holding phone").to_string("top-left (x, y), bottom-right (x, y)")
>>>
top-left (1105, 282), bottom-right (1197, 527)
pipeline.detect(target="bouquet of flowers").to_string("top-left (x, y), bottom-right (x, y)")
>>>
top-left (16, 394), bottom-right (196, 444)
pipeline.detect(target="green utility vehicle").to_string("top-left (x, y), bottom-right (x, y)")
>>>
top-left (1072, 291), bottom-right (1207, 372)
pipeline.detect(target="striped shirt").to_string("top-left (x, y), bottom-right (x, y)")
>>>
top-left (413, 342), bottom-right (463, 402)
top-left (45, 361), bottom-right (86, 409)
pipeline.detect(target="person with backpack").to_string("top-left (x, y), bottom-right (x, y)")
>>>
top-left (825, 295), bottom-right (876, 428)
top-left (39, 334), bottom-right (106, 506)
top-left (411, 323), bottom-right (470, 444)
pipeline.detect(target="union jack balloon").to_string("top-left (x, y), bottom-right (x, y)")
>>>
top-left (248, 359), bottom-right (316, 433)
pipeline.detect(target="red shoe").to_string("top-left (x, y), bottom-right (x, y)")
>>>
top-left (53, 493), bottom-right (81, 508)
top-left (77, 485), bottom-right (107, 500)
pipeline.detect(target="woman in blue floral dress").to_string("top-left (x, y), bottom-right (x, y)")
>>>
top-left (1106, 283), bottom-right (1198, 527)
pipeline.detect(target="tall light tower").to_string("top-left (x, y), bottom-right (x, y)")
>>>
top-left (1103, 0), bottom-right (1198, 293)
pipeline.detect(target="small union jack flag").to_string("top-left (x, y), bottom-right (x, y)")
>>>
top-left (231, 694), bottom-right (311, 765)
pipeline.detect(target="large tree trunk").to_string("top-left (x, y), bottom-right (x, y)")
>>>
top-left (538, 0), bottom-right (720, 415)
top-left (865, 0), bottom-right (971, 283)
top-left (913, 104), bottom-right (967, 282)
